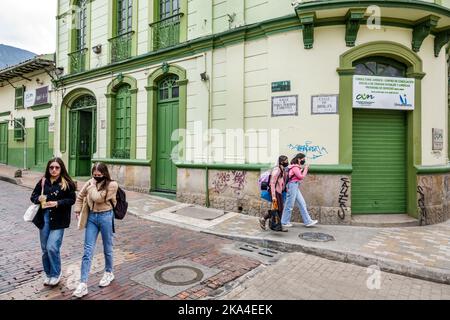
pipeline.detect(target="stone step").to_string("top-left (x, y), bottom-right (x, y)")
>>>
top-left (149, 191), bottom-right (177, 201)
top-left (351, 214), bottom-right (420, 227)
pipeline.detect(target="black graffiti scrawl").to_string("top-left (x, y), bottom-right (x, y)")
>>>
top-left (338, 177), bottom-right (350, 220)
top-left (417, 185), bottom-right (427, 226)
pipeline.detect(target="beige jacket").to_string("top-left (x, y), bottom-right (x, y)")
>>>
top-left (74, 179), bottom-right (118, 213)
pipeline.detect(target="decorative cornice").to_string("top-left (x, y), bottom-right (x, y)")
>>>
top-left (345, 9), bottom-right (366, 47)
top-left (412, 15), bottom-right (440, 52)
top-left (434, 28), bottom-right (450, 57)
top-left (298, 12), bottom-right (316, 49)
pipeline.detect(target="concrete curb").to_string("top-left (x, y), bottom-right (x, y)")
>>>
top-left (200, 230), bottom-right (450, 285)
top-left (0, 175), bottom-right (18, 185)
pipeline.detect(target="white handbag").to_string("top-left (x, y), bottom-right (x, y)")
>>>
top-left (23, 204), bottom-right (40, 222)
top-left (24, 178), bottom-right (46, 222)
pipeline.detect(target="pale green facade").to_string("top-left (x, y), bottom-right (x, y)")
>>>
top-left (54, 0), bottom-right (450, 225)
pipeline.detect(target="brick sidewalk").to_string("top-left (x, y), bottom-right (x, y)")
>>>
top-left (0, 181), bottom-right (261, 300)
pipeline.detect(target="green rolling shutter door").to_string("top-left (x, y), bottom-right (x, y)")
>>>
top-left (352, 109), bottom-right (407, 214)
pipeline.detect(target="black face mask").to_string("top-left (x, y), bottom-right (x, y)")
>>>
top-left (300, 160), bottom-right (306, 165)
top-left (94, 176), bottom-right (105, 183)
top-left (281, 162), bottom-right (289, 168)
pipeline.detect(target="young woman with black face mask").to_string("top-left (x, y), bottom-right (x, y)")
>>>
top-left (72, 162), bottom-right (118, 298)
top-left (259, 155), bottom-right (289, 231)
top-left (280, 153), bottom-right (318, 228)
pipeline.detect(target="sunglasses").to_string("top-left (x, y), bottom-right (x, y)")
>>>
top-left (49, 166), bottom-right (61, 170)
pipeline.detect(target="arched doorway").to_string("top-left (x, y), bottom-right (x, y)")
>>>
top-left (69, 95), bottom-right (97, 176)
top-left (155, 75), bottom-right (179, 192)
top-left (338, 41), bottom-right (424, 218)
top-left (352, 57), bottom-right (408, 214)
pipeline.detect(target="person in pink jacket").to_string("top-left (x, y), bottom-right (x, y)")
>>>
top-left (281, 153), bottom-right (318, 228)
top-left (259, 155), bottom-right (289, 231)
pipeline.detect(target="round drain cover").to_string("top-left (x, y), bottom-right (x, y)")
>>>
top-left (154, 266), bottom-right (204, 286)
top-left (299, 232), bottom-right (335, 242)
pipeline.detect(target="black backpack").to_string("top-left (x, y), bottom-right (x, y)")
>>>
top-left (110, 186), bottom-right (128, 220)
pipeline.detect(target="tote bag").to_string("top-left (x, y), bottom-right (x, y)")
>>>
top-left (77, 198), bottom-right (90, 230)
top-left (24, 178), bottom-right (45, 222)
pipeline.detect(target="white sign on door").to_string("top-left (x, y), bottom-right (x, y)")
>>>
top-left (353, 75), bottom-right (415, 110)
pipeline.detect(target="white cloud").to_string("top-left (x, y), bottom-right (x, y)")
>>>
top-left (0, 0), bottom-right (57, 54)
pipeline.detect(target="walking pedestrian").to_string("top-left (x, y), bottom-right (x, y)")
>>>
top-left (281, 153), bottom-right (318, 228)
top-left (259, 155), bottom-right (289, 231)
top-left (72, 162), bottom-right (118, 298)
top-left (30, 157), bottom-right (76, 286)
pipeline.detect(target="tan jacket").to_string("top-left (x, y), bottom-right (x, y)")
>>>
top-left (74, 179), bottom-right (118, 213)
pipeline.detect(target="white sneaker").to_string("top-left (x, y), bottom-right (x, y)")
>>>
top-left (48, 273), bottom-right (61, 286)
top-left (99, 272), bottom-right (115, 287)
top-left (72, 282), bottom-right (88, 298)
top-left (43, 275), bottom-right (51, 286)
top-left (305, 220), bottom-right (318, 227)
top-left (282, 223), bottom-right (293, 228)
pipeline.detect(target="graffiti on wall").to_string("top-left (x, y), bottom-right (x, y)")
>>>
top-left (338, 177), bottom-right (350, 220)
top-left (288, 141), bottom-right (329, 160)
top-left (417, 185), bottom-right (427, 226)
top-left (212, 171), bottom-right (247, 197)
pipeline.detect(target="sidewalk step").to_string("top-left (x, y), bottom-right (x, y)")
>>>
top-left (149, 191), bottom-right (177, 201)
top-left (351, 214), bottom-right (419, 227)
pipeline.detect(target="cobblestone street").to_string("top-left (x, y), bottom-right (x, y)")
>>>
top-left (223, 252), bottom-right (450, 300)
top-left (0, 181), bottom-right (261, 300)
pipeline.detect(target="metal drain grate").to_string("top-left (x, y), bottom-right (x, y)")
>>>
top-left (299, 232), bottom-right (335, 242)
top-left (238, 244), bottom-right (259, 252)
top-left (238, 244), bottom-right (281, 258)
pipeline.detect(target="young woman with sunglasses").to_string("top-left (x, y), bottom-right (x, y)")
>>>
top-left (30, 157), bottom-right (76, 287)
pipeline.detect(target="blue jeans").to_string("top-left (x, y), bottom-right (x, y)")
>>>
top-left (281, 181), bottom-right (313, 225)
top-left (80, 210), bottom-right (114, 283)
top-left (39, 210), bottom-right (65, 278)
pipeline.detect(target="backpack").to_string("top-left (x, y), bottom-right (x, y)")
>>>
top-left (258, 170), bottom-right (273, 202)
top-left (258, 170), bottom-right (272, 192)
top-left (110, 186), bottom-right (128, 220)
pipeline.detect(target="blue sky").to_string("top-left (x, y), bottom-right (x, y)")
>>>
top-left (0, 0), bottom-right (57, 54)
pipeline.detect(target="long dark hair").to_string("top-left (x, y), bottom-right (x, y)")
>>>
top-left (278, 155), bottom-right (288, 168)
top-left (91, 162), bottom-right (112, 192)
top-left (290, 153), bottom-right (306, 165)
top-left (44, 157), bottom-right (75, 191)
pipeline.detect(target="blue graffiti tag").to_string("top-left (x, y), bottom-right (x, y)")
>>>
top-left (288, 141), bottom-right (329, 159)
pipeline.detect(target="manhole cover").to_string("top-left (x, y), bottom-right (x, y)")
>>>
top-left (299, 232), bottom-right (335, 242)
top-left (154, 266), bottom-right (204, 286)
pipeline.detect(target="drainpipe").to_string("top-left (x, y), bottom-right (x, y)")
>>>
top-left (205, 165), bottom-right (210, 207)
top-left (205, 51), bottom-right (212, 208)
